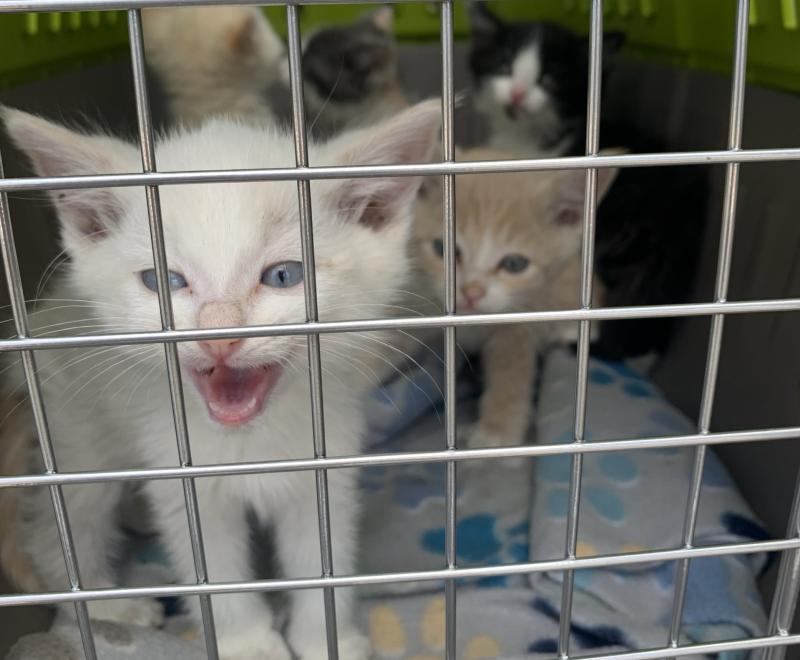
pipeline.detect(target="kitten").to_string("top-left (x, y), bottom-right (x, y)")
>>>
top-left (468, 0), bottom-right (624, 156)
top-left (302, 7), bottom-right (408, 137)
top-left (143, 6), bottom-right (287, 127)
top-left (467, 1), bottom-right (708, 360)
top-left (0, 100), bottom-right (440, 659)
top-left (413, 149), bottom-right (617, 448)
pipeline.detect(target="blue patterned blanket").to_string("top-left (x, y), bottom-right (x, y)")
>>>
top-left (356, 347), bottom-right (770, 660)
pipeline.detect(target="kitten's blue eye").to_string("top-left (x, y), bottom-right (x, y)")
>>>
top-left (499, 254), bottom-right (530, 273)
top-left (140, 269), bottom-right (188, 292)
top-left (261, 261), bottom-right (304, 288)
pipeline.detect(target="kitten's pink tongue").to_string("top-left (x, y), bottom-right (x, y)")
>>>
top-left (191, 364), bottom-right (282, 427)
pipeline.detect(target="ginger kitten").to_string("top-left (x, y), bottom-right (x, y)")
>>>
top-left (414, 149), bottom-right (617, 448)
top-left (143, 6), bottom-right (287, 126)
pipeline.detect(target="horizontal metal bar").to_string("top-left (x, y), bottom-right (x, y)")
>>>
top-left (0, 537), bottom-right (795, 607)
top-left (2, 426), bottom-right (798, 491)
top-left (583, 635), bottom-right (800, 660)
top-left (0, 298), bottom-right (798, 353)
top-left (1, 148), bottom-right (800, 194)
top-left (0, 0), bottom-right (420, 11)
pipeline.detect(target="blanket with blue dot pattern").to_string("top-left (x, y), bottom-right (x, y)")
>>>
top-left (357, 348), bottom-right (770, 659)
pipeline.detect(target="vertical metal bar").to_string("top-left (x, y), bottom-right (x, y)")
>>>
top-left (127, 11), bottom-right (219, 659)
top-left (0, 154), bottom-right (97, 660)
top-left (763, 468), bottom-right (800, 660)
top-left (558, 1), bottom-right (604, 657)
top-left (285, 6), bottom-right (339, 660)
top-left (667, 0), bottom-right (750, 651)
top-left (440, 1), bottom-right (457, 658)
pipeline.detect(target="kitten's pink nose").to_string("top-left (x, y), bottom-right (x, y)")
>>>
top-left (461, 282), bottom-right (487, 307)
top-left (510, 87), bottom-right (526, 107)
top-left (198, 338), bottom-right (242, 361)
top-left (196, 301), bottom-right (245, 361)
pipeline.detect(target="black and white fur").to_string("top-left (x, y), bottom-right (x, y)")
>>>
top-left (468, 1), bottom-right (708, 359)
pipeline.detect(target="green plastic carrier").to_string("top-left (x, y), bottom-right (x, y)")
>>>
top-left (0, 1), bottom-right (798, 93)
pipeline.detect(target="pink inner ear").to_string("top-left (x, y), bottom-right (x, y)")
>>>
top-left (555, 207), bottom-right (581, 226)
top-left (54, 188), bottom-right (118, 239)
top-left (359, 201), bottom-right (388, 231)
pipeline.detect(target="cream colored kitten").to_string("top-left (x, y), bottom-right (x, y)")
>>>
top-left (413, 148), bottom-right (618, 448)
top-left (143, 6), bottom-right (287, 126)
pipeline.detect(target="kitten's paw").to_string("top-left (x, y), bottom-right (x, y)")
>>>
top-left (86, 597), bottom-right (164, 628)
top-left (292, 631), bottom-right (371, 660)
top-left (465, 423), bottom-right (520, 449)
top-left (218, 628), bottom-right (292, 660)
top-left (336, 631), bottom-right (372, 660)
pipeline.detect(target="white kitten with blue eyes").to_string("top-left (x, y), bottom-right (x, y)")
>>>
top-left (0, 101), bottom-right (440, 660)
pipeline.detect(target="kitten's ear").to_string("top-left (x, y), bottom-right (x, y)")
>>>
top-left (1, 107), bottom-right (135, 244)
top-left (468, 1), bottom-right (503, 39)
top-left (227, 10), bottom-right (288, 83)
top-left (326, 99), bottom-right (441, 231)
top-left (368, 6), bottom-right (394, 34)
top-left (549, 166), bottom-right (619, 227)
top-left (227, 11), bottom-right (259, 56)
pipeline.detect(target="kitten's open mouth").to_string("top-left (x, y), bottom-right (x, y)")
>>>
top-left (190, 364), bottom-right (282, 427)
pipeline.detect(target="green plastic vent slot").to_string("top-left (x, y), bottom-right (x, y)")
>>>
top-left (0, 1), bottom-right (798, 94)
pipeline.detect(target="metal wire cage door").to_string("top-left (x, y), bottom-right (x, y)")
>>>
top-left (1, 1), bottom-right (800, 660)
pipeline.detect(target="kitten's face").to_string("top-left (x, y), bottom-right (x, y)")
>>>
top-left (414, 149), bottom-right (618, 315)
top-left (468, 3), bottom-right (622, 148)
top-left (5, 101), bottom-right (439, 428)
top-left (303, 7), bottom-right (398, 104)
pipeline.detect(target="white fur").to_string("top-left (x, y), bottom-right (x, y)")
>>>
top-left (489, 46), bottom-right (546, 114)
top-left (143, 7), bottom-right (287, 126)
top-left (2, 101), bottom-right (440, 660)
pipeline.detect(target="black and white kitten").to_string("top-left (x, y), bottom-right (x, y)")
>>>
top-left (469, 0), bottom-right (623, 156)
top-left (302, 7), bottom-right (407, 136)
top-left (468, 1), bottom-right (708, 360)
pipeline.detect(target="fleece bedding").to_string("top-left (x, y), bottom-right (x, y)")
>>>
top-left (5, 348), bottom-right (770, 660)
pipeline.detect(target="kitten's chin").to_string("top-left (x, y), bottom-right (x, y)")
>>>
top-left (189, 364), bottom-right (283, 428)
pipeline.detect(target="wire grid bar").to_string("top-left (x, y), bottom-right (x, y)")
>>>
top-left (763, 463), bottom-right (800, 660)
top-left (284, 4), bottom-right (340, 657)
top-left (439, 1), bottom-right (457, 657)
top-left (0, 143), bottom-right (98, 660)
top-left (2, 424), bottom-right (800, 491)
top-left (558, 0), bottom-right (604, 655)
top-left (1, 148), bottom-right (800, 194)
top-left (667, 0), bottom-right (749, 650)
top-left (126, 11), bottom-right (220, 658)
top-left (1, 536), bottom-right (797, 608)
top-left (0, 298), bottom-right (798, 354)
top-left (0, 1), bottom-right (794, 659)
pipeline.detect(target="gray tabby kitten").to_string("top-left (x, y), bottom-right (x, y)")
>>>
top-left (302, 7), bottom-right (408, 136)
